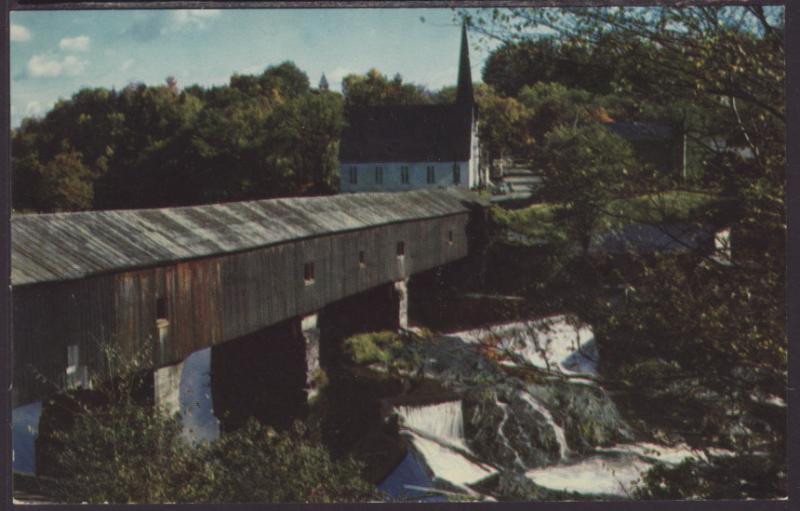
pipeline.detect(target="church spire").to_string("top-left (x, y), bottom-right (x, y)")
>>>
top-left (456, 20), bottom-right (474, 105)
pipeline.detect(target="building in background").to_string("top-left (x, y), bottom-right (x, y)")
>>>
top-left (339, 23), bottom-right (484, 193)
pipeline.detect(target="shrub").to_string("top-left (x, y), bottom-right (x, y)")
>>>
top-left (199, 419), bottom-right (380, 503)
top-left (343, 331), bottom-right (403, 366)
top-left (40, 343), bottom-right (379, 503)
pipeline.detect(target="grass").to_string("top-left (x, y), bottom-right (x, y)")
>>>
top-left (492, 190), bottom-right (722, 244)
top-left (343, 331), bottom-right (404, 366)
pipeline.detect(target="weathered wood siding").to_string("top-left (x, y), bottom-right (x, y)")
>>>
top-left (12, 213), bottom-right (470, 407)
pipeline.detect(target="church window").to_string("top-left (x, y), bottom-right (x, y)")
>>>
top-left (400, 166), bottom-right (410, 184)
top-left (375, 166), bottom-right (384, 184)
top-left (453, 164), bottom-right (461, 184)
top-left (426, 166), bottom-right (435, 184)
top-left (348, 166), bottom-right (358, 184)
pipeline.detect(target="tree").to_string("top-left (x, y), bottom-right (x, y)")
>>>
top-left (35, 146), bottom-right (96, 211)
top-left (482, 38), bottom-right (617, 97)
top-left (474, 86), bottom-right (533, 168)
top-left (342, 69), bottom-right (431, 108)
top-left (41, 343), bottom-right (378, 504)
top-left (540, 124), bottom-right (636, 254)
top-left (462, 5), bottom-right (786, 498)
top-left (11, 60), bottom-right (344, 211)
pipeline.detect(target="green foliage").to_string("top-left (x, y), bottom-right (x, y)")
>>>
top-left (634, 454), bottom-right (786, 500)
top-left (482, 38), bottom-right (619, 97)
top-left (39, 340), bottom-right (377, 504)
top-left (474, 85), bottom-right (534, 164)
top-left (343, 331), bottom-right (403, 366)
top-left (342, 69), bottom-right (432, 108)
top-left (49, 400), bottom-right (203, 503)
top-left (539, 124), bottom-right (637, 252)
top-left (197, 419), bottom-right (379, 503)
top-left (464, 5), bottom-right (786, 498)
top-left (12, 61), bottom-right (342, 212)
top-left (50, 406), bottom-right (378, 504)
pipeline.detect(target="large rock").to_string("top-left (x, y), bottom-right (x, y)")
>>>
top-left (463, 385), bottom-right (561, 470)
top-left (391, 330), bottom-right (634, 471)
top-left (527, 382), bottom-right (634, 453)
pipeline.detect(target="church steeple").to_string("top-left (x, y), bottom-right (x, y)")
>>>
top-left (456, 21), bottom-right (474, 105)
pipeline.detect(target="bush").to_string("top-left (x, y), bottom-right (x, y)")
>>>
top-left (199, 419), bottom-right (380, 503)
top-left (48, 402), bottom-right (379, 503)
top-left (343, 331), bottom-right (403, 366)
top-left (41, 343), bottom-right (379, 503)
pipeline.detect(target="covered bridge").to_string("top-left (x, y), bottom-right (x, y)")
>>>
top-left (12, 188), bottom-right (488, 408)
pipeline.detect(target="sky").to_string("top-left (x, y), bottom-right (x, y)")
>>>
top-left (9, 8), bottom-right (498, 128)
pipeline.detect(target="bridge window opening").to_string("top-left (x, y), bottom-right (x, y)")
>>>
top-left (396, 241), bottom-right (405, 257)
top-left (66, 344), bottom-right (79, 376)
top-left (358, 250), bottom-right (366, 268)
top-left (453, 164), bottom-right (461, 185)
top-left (375, 166), bottom-right (384, 184)
top-left (448, 230), bottom-right (454, 244)
top-left (426, 166), bottom-right (435, 184)
top-left (65, 344), bottom-right (87, 389)
top-left (400, 166), bottom-right (410, 184)
top-left (156, 296), bottom-right (168, 320)
top-left (304, 262), bottom-right (316, 285)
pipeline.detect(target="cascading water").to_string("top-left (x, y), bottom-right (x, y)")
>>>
top-left (395, 401), bottom-right (495, 489)
top-left (396, 401), bottom-right (465, 448)
top-left (519, 393), bottom-right (569, 461)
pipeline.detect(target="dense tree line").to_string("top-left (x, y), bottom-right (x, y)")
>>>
top-left (12, 62), bottom-right (344, 212)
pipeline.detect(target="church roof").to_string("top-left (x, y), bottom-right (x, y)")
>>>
top-left (340, 103), bottom-right (473, 163)
top-left (339, 22), bottom-right (476, 165)
top-left (456, 21), bottom-right (474, 105)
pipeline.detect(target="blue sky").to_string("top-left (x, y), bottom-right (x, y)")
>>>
top-left (9, 8), bottom-right (498, 127)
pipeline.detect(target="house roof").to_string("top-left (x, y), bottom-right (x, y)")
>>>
top-left (12, 188), bottom-right (488, 286)
top-left (606, 121), bottom-right (676, 142)
top-left (339, 103), bottom-right (473, 164)
top-left (589, 222), bottom-right (713, 255)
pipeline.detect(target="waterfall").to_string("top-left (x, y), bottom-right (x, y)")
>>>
top-left (519, 393), bottom-right (569, 461)
top-left (396, 401), bottom-right (465, 446)
top-left (394, 401), bottom-right (494, 488)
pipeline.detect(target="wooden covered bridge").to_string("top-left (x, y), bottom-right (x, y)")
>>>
top-left (12, 188), bottom-right (488, 416)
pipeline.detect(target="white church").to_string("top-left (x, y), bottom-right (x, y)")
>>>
top-left (338, 24), bottom-right (486, 193)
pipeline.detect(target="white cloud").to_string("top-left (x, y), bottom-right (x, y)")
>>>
top-left (120, 59), bottom-right (135, 72)
top-left (10, 24), bottom-right (31, 42)
top-left (328, 66), bottom-right (353, 90)
top-left (27, 54), bottom-right (88, 78)
top-left (25, 101), bottom-right (42, 116)
top-left (59, 35), bottom-right (90, 52)
top-left (168, 9), bottom-right (221, 31)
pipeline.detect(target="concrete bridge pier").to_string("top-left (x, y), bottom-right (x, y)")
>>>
top-left (302, 313), bottom-right (321, 400)
top-left (394, 278), bottom-right (409, 330)
top-left (318, 283), bottom-right (401, 370)
top-left (153, 361), bottom-right (184, 417)
top-left (210, 318), bottom-right (308, 433)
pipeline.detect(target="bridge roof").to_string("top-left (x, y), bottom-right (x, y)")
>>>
top-left (12, 188), bottom-right (486, 286)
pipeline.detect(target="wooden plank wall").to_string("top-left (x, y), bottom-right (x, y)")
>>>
top-left (12, 213), bottom-right (469, 407)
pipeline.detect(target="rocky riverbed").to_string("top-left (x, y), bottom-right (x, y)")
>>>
top-left (375, 315), bottom-right (729, 500)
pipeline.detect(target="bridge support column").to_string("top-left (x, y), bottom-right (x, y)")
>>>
top-left (318, 283), bottom-right (400, 370)
top-left (154, 361), bottom-right (184, 416)
top-left (210, 318), bottom-right (308, 433)
top-left (301, 313), bottom-right (321, 400)
top-left (394, 278), bottom-right (409, 330)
